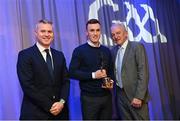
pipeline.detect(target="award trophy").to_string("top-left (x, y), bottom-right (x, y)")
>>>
top-left (99, 52), bottom-right (114, 89)
top-left (101, 76), bottom-right (114, 89)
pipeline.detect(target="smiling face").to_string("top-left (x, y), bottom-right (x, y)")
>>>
top-left (35, 23), bottom-right (54, 48)
top-left (86, 23), bottom-right (101, 46)
top-left (111, 24), bottom-right (128, 46)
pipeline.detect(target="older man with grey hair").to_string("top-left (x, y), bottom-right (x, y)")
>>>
top-left (110, 23), bottom-right (150, 120)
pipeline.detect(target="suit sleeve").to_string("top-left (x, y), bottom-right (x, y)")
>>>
top-left (60, 54), bottom-right (70, 102)
top-left (17, 51), bottom-right (53, 113)
top-left (134, 44), bottom-right (149, 100)
top-left (69, 48), bottom-right (92, 80)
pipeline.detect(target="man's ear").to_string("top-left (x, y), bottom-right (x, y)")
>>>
top-left (34, 29), bottom-right (37, 36)
top-left (86, 31), bottom-right (88, 37)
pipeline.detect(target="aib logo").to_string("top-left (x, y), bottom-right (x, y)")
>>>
top-left (89, 0), bottom-right (167, 45)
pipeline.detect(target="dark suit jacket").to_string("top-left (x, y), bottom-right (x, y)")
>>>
top-left (17, 44), bottom-right (70, 120)
top-left (111, 41), bottom-right (150, 103)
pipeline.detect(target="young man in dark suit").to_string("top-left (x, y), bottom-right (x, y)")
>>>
top-left (110, 23), bottom-right (150, 120)
top-left (17, 19), bottom-right (70, 120)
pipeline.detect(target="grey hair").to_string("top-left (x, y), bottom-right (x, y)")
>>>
top-left (111, 23), bottom-right (127, 32)
top-left (35, 19), bottom-right (53, 30)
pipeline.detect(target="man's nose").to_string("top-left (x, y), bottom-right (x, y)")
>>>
top-left (44, 32), bottom-right (49, 36)
top-left (94, 31), bottom-right (99, 35)
top-left (115, 34), bottom-right (118, 38)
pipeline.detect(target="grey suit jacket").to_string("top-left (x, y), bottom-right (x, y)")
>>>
top-left (111, 41), bottom-right (150, 103)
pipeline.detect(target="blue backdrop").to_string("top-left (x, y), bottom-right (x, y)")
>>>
top-left (0, 0), bottom-right (180, 120)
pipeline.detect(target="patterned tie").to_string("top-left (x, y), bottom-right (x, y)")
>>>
top-left (44, 49), bottom-right (54, 78)
top-left (115, 47), bottom-right (123, 88)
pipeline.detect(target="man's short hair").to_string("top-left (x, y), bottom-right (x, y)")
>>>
top-left (86, 19), bottom-right (101, 30)
top-left (35, 19), bottom-right (53, 30)
top-left (38, 19), bottom-right (53, 25)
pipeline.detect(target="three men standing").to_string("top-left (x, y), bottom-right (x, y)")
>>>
top-left (17, 19), bottom-right (149, 120)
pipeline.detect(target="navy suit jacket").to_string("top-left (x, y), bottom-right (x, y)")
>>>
top-left (17, 44), bottom-right (70, 120)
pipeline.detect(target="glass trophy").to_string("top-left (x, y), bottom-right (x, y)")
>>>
top-left (101, 77), bottom-right (114, 89)
top-left (99, 52), bottom-right (114, 89)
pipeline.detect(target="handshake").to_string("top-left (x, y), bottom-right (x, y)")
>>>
top-left (95, 69), bottom-right (114, 89)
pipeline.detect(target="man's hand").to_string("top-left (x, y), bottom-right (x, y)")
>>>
top-left (95, 69), bottom-right (107, 79)
top-left (50, 102), bottom-right (64, 116)
top-left (131, 98), bottom-right (142, 108)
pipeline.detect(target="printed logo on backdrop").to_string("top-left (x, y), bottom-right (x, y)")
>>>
top-left (88, 0), bottom-right (167, 45)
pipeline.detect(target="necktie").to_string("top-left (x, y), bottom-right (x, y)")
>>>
top-left (44, 49), bottom-right (54, 78)
top-left (116, 47), bottom-right (123, 88)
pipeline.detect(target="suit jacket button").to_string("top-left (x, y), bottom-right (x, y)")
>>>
top-left (53, 96), bottom-right (56, 99)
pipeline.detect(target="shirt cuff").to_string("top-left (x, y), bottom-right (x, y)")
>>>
top-left (59, 99), bottom-right (65, 104)
top-left (92, 72), bottom-right (96, 79)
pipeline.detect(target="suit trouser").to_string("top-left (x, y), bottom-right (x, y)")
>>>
top-left (116, 86), bottom-right (149, 120)
top-left (81, 94), bottom-right (112, 120)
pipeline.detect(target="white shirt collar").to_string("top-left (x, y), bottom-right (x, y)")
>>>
top-left (119, 39), bottom-right (128, 50)
top-left (36, 42), bottom-right (54, 68)
top-left (36, 42), bottom-right (51, 52)
top-left (87, 40), bottom-right (101, 47)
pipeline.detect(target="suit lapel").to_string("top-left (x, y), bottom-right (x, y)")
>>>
top-left (121, 41), bottom-right (131, 70)
top-left (33, 45), bottom-right (54, 82)
top-left (51, 48), bottom-right (58, 82)
top-left (112, 45), bottom-right (119, 64)
top-left (33, 45), bottom-right (47, 66)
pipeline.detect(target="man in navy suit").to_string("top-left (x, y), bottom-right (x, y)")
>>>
top-left (17, 19), bottom-right (70, 120)
top-left (110, 23), bottom-right (150, 120)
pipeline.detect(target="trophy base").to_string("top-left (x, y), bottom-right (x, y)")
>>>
top-left (101, 77), bottom-right (114, 89)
